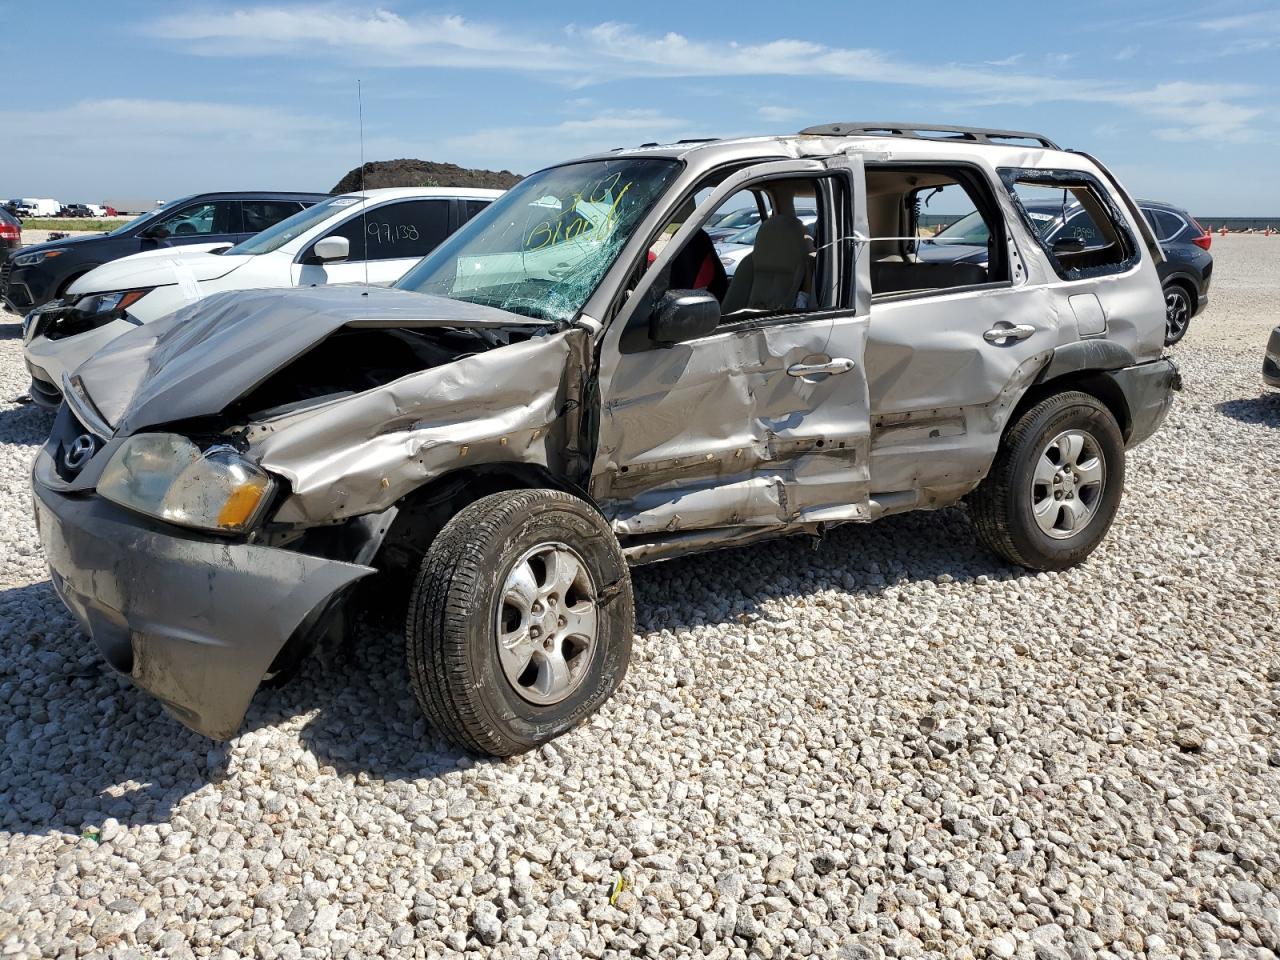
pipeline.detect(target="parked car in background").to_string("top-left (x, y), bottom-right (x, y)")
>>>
top-left (2, 191), bottom-right (327, 313)
top-left (920, 196), bottom-right (1211, 345)
top-left (1137, 200), bottom-right (1212, 345)
top-left (10, 198), bottom-right (61, 217)
top-left (59, 204), bottom-right (95, 219)
top-left (714, 212), bottom-right (817, 277)
top-left (30, 123), bottom-right (1177, 754)
top-left (0, 208), bottom-right (22, 265)
top-left (705, 206), bottom-right (764, 241)
top-left (22, 187), bottom-right (501, 408)
top-left (1264, 325), bottom-right (1280, 389)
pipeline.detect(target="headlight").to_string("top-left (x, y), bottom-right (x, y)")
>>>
top-left (13, 249), bottom-right (63, 267)
top-left (73, 289), bottom-right (150, 316)
top-left (98, 434), bottom-right (276, 534)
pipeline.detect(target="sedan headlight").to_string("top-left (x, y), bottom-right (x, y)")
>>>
top-left (98, 434), bottom-right (276, 534)
top-left (72, 289), bottom-right (150, 317)
top-left (13, 249), bottom-right (63, 267)
top-left (32, 288), bottom-right (152, 342)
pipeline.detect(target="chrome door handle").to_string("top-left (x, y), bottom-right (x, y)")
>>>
top-left (787, 358), bottom-right (855, 377)
top-left (984, 323), bottom-right (1036, 344)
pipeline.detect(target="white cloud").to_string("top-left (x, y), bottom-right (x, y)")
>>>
top-left (139, 8), bottom-right (1268, 143)
top-left (984, 54), bottom-right (1024, 66)
top-left (442, 109), bottom-right (694, 171)
top-left (0, 98), bottom-right (350, 197)
top-left (757, 105), bottom-right (805, 123)
top-left (1114, 45), bottom-right (1138, 61)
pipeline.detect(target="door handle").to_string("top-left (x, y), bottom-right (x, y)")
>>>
top-left (983, 323), bottom-right (1036, 344)
top-left (787, 358), bottom-right (855, 377)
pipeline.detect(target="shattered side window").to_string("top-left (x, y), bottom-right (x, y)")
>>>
top-left (1001, 170), bottom-right (1139, 281)
top-left (396, 158), bottom-right (681, 324)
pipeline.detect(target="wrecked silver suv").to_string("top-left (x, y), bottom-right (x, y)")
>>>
top-left (33, 124), bottom-right (1178, 756)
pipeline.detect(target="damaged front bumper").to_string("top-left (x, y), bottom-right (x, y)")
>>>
top-left (32, 473), bottom-right (374, 739)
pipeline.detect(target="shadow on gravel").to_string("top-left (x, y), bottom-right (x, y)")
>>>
top-left (627, 504), bottom-right (1018, 638)
top-left (1217, 393), bottom-right (1280, 427)
top-left (0, 400), bottom-right (54, 446)
top-left (0, 502), bottom-right (1017, 837)
top-left (0, 580), bottom-right (219, 837)
top-left (0, 578), bottom-right (476, 837)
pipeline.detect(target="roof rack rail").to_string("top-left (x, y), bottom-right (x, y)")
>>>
top-left (799, 122), bottom-right (1060, 151)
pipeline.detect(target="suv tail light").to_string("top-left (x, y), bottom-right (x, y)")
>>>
top-left (0, 223), bottom-right (18, 242)
top-left (1189, 217), bottom-right (1212, 250)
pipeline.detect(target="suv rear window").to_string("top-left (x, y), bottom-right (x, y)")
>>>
top-left (1002, 170), bottom-right (1139, 281)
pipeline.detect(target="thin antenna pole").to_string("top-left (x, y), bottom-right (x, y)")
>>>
top-left (358, 79), bottom-right (370, 294)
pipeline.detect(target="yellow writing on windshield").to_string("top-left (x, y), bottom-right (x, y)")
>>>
top-left (525, 172), bottom-right (635, 251)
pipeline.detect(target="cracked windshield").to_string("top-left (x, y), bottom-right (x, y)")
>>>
top-left (396, 158), bottom-right (679, 324)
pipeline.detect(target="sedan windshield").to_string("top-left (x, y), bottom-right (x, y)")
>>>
top-left (107, 200), bottom-right (189, 238)
top-left (226, 196), bottom-right (360, 255)
top-left (934, 211), bottom-right (990, 245)
top-left (396, 158), bottom-right (680, 324)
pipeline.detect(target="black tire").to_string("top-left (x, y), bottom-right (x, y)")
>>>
top-left (406, 488), bottom-right (634, 756)
top-left (1163, 282), bottom-right (1193, 346)
top-left (970, 391), bottom-right (1125, 571)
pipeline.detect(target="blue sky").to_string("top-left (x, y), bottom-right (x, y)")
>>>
top-left (5, 1), bottom-right (1279, 214)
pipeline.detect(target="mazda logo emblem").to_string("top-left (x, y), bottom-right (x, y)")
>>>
top-left (63, 434), bottom-right (97, 471)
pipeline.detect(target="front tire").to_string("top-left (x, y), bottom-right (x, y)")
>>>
top-left (406, 489), bottom-right (634, 756)
top-left (970, 391), bottom-right (1125, 571)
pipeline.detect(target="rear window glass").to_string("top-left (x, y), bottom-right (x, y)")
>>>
top-left (1002, 170), bottom-right (1139, 281)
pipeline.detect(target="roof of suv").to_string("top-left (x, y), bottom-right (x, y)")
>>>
top-left (582, 123), bottom-right (1088, 172)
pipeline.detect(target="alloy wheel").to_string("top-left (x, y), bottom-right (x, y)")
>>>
top-left (1030, 429), bottom-right (1106, 540)
top-left (495, 542), bottom-right (598, 705)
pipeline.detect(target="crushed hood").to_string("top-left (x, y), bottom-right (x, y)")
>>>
top-left (76, 285), bottom-right (548, 434)
top-left (67, 245), bottom-right (249, 296)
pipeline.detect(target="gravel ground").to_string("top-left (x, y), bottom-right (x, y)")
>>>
top-left (1, 238), bottom-right (1278, 959)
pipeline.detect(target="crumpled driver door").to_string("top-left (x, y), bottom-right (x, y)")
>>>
top-left (590, 154), bottom-right (872, 541)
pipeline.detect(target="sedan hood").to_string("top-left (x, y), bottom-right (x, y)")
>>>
top-left (76, 285), bottom-right (548, 434)
top-left (67, 246), bottom-right (249, 296)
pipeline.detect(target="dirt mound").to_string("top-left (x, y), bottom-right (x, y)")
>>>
top-left (331, 159), bottom-right (521, 194)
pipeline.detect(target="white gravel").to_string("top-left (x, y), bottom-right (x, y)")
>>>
top-left (1, 238), bottom-right (1278, 959)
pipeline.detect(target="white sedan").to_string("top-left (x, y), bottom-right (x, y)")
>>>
top-left (23, 186), bottom-right (502, 409)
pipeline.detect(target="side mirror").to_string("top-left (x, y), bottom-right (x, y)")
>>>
top-left (141, 225), bottom-right (170, 241)
top-left (1051, 236), bottom-right (1087, 255)
top-left (650, 289), bottom-right (721, 344)
top-left (313, 236), bottom-right (350, 262)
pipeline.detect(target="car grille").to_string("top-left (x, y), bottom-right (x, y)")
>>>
top-left (0, 258), bottom-right (11, 298)
top-left (48, 403), bottom-right (104, 482)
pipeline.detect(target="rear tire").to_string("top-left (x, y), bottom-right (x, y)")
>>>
top-left (1163, 282), bottom-right (1193, 345)
top-left (406, 489), bottom-right (634, 756)
top-left (970, 391), bottom-right (1125, 571)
